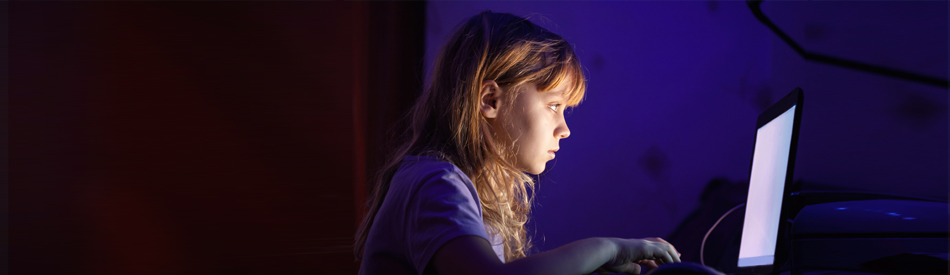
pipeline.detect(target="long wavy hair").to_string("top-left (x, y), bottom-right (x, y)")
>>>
top-left (354, 11), bottom-right (586, 262)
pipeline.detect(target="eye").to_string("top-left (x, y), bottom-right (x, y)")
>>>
top-left (549, 103), bottom-right (562, 112)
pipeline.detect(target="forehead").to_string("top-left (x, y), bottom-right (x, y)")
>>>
top-left (539, 90), bottom-right (566, 100)
top-left (538, 80), bottom-right (571, 99)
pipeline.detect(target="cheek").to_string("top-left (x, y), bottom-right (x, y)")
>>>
top-left (494, 110), bottom-right (527, 150)
top-left (521, 113), bottom-right (551, 150)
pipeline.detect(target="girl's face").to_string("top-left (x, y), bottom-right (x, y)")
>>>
top-left (491, 81), bottom-right (572, 175)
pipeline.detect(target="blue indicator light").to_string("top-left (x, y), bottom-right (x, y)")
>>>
top-left (887, 212), bottom-right (900, 216)
top-left (836, 207), bottom-right (847, 210)
top-left (903, 217), bottom-right (917, 220)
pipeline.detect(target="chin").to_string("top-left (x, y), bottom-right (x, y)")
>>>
top-left (527, 165), bottom-right (545, 175)
top-left (519, 166), bottom-right (543, 175)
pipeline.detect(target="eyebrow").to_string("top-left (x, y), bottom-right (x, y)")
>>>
top-left (543, 89), bottom-right (566, 97)
top-left (547, 93), bottom-right (566, 101)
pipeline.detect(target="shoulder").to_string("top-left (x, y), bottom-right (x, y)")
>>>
top-left (395, 157), bottom-right (491, 272)
top-left (398, 156), bottom-right (467, 177)
top-left (394, 156), bottom-right (475, 195)
top-left (392, 156), bottom-right (482, 213)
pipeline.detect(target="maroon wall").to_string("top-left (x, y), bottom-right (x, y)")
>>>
top-left (9, 2), bottom-right (424, 274)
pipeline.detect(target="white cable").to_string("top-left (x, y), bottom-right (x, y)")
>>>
top-left (700, 203), bottom-right (745, 267)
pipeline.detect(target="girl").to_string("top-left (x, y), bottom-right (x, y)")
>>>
top-left (355, 11), bottom-right (683, 275)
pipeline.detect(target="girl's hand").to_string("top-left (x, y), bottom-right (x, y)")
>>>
top-left (596, 238), bottom-right (681, 274)
top-left (635, 238), bottom-right (682, 269)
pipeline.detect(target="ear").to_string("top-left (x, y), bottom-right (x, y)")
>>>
top-left (479, 80), bottom-right (502, 119)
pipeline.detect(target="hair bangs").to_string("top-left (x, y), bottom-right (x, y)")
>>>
top-left (534, 51), bottom-right (586, 107)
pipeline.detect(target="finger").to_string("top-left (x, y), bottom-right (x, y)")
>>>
top-left (637, 260), bottom-right (658, 269)
top-left (650, 242), bottom-right (678, 264)
top-left (660, 242), bottom-right (681, 263)
top-left (655, 250), bottom-right (674, 266)
top-left (646, 238), bottom-right (679, 256)
top-left (623, 262), bottom-right (642, 275)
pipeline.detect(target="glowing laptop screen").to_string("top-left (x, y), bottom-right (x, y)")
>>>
top-left (737, 105), bottom-right (797, 268)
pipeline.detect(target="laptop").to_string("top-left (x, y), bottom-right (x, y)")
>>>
top-left (734, 88), bottom-right (804, 274)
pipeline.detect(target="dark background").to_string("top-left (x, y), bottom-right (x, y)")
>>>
top-left (6, 1), bottom-right (948, 274)
top-left (10, 2), bottom-right (424, 274)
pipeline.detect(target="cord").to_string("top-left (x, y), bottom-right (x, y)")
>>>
top-left (700, 203), bottom-right (745, 267)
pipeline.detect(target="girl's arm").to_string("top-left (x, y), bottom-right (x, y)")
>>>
top-left (429, 236), bottom-right (680, 275)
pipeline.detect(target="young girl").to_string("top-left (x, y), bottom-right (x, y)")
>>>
top-left (355, 11), bottom-right (683, 275)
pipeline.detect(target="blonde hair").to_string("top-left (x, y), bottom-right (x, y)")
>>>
top-left (355, 11), bottom-right (586, 262)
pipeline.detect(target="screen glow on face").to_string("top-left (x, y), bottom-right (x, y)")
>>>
top-left (738, 105), bottom-right (796, 268)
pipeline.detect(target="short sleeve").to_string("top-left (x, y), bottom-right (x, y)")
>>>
top-left (406, 169), bottom-right (490, 274)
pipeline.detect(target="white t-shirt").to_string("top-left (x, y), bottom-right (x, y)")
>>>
top-left (359, 156), bottom-right (505, 275)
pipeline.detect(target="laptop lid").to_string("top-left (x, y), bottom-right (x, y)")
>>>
top-left (736, 88), bottom-right (804, 274)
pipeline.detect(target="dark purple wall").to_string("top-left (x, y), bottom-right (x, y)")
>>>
top-left (425, 1), bottom-right (948, 255)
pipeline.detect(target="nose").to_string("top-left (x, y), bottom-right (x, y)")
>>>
top-left (555, 117), bottom-right (570, 139)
